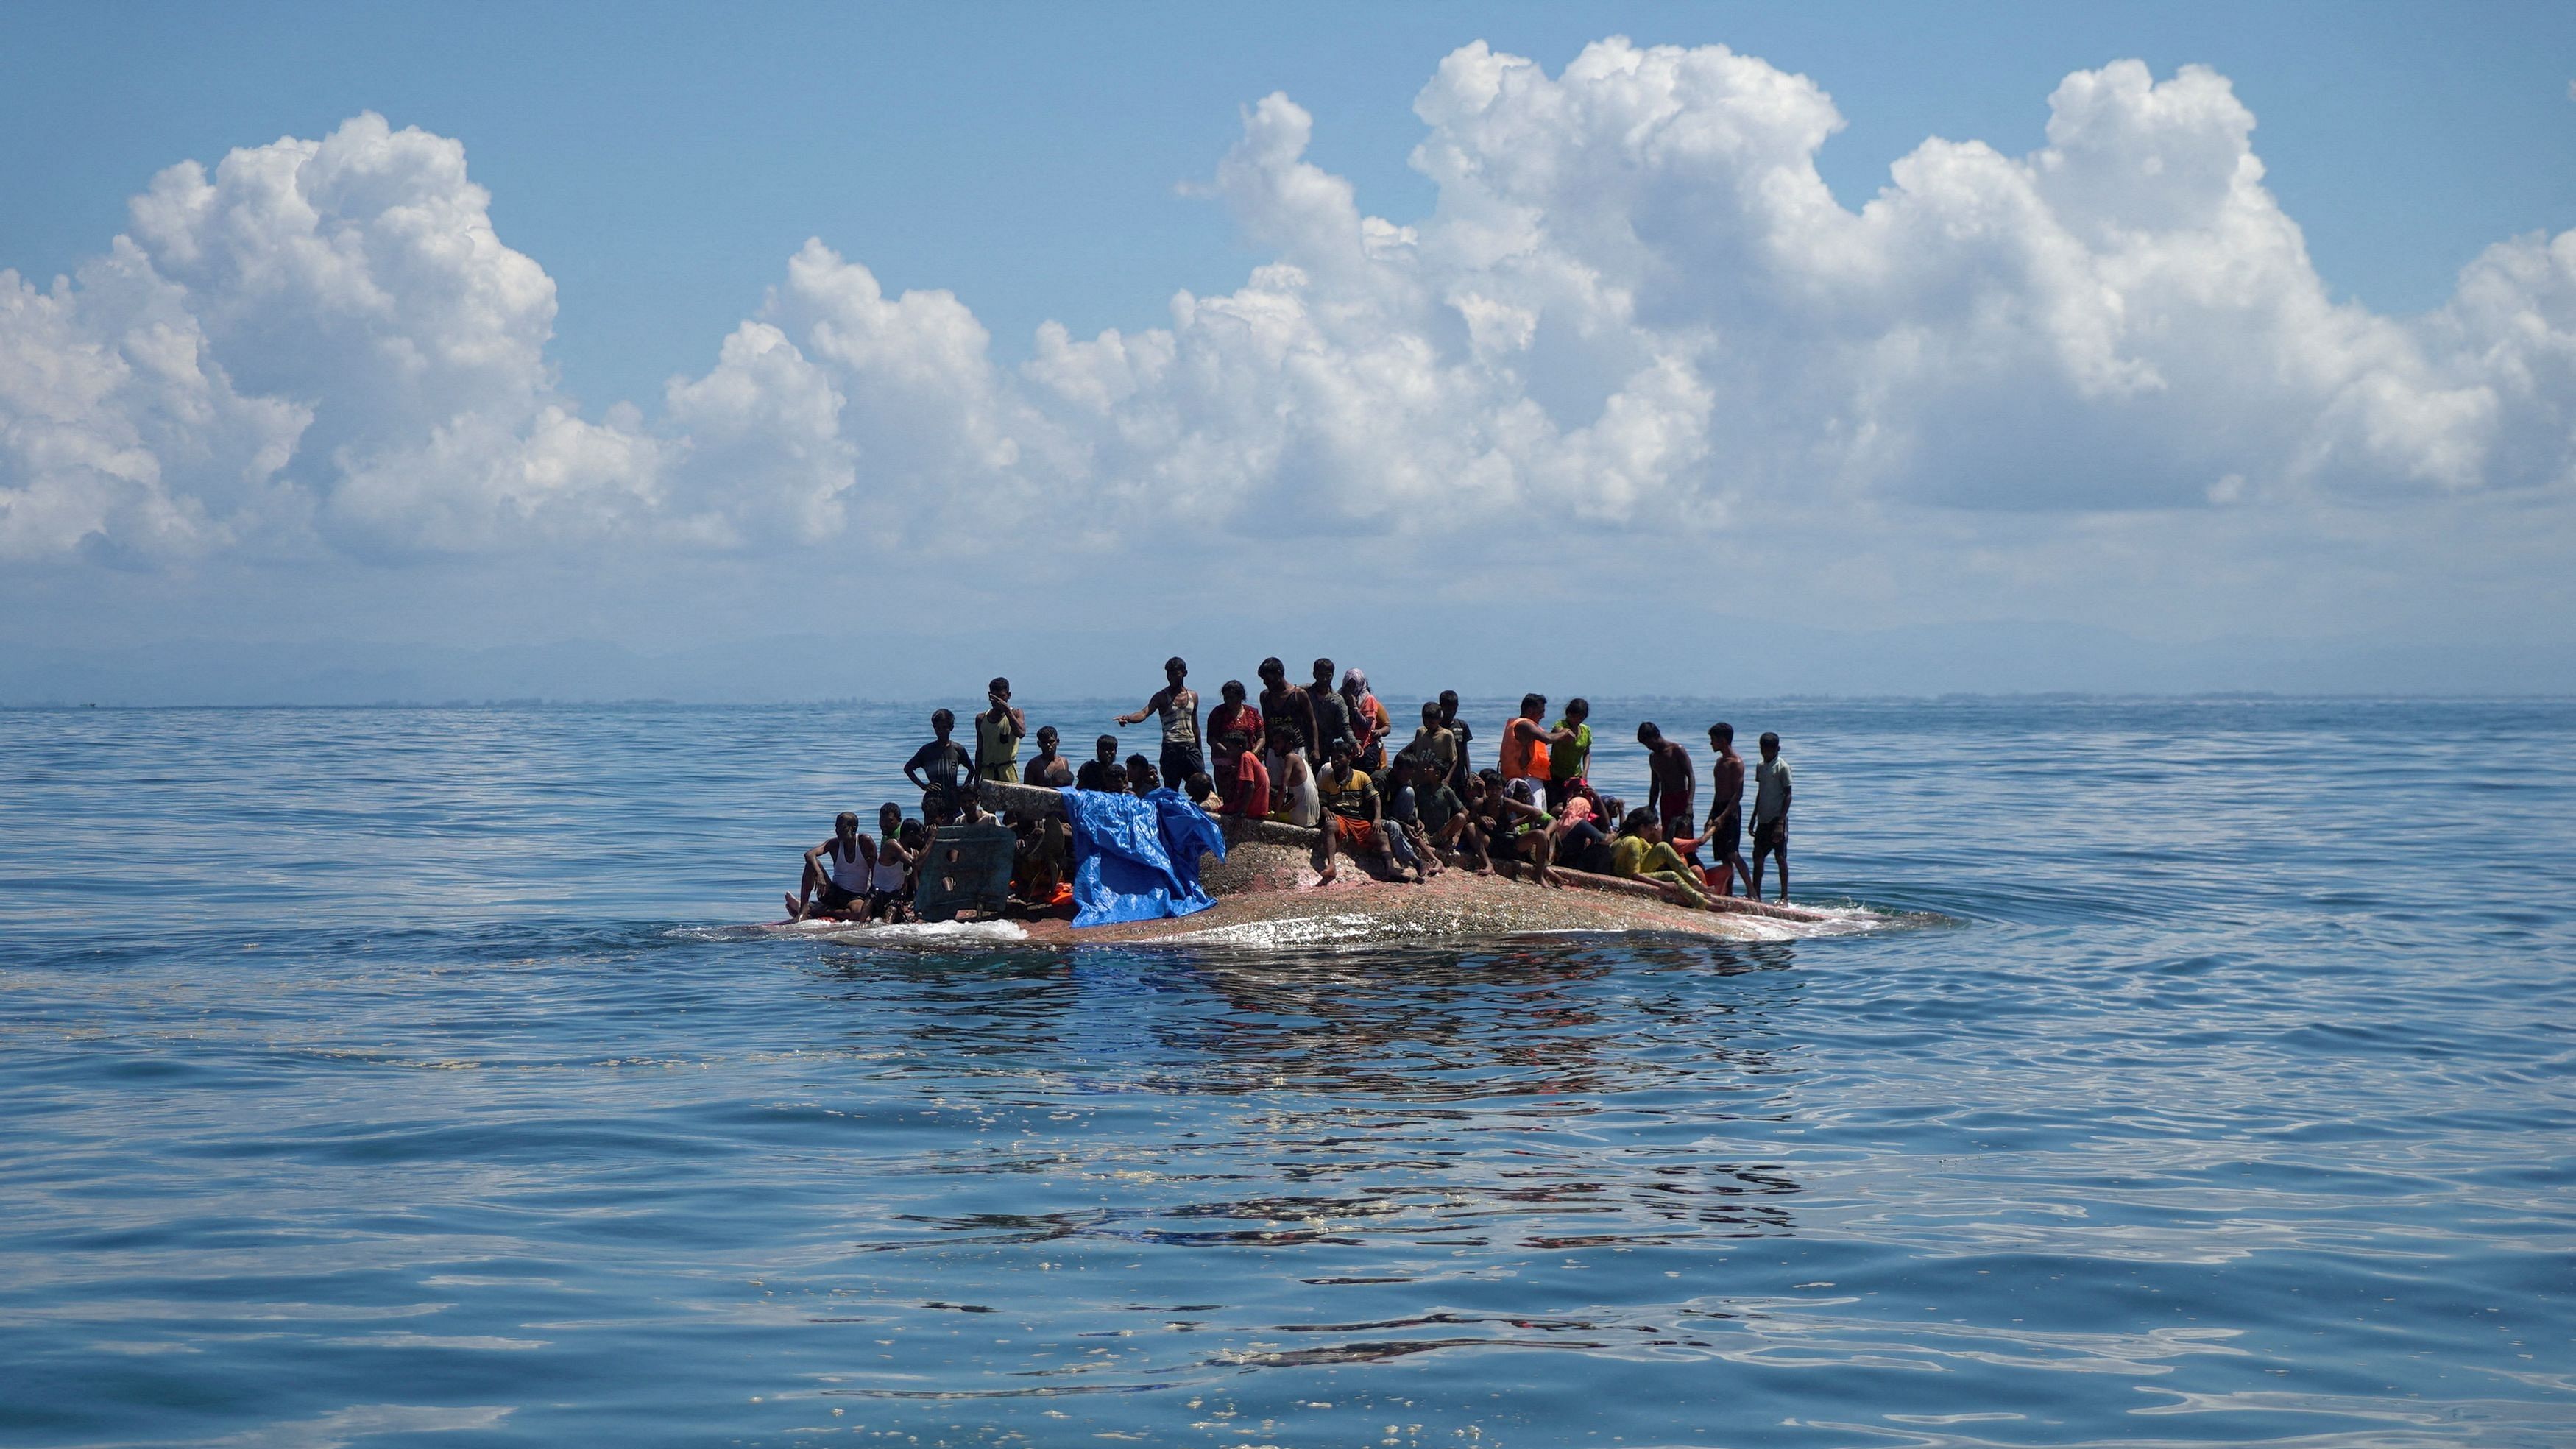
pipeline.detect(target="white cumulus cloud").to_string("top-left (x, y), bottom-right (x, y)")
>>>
top-left (5, 42), bottom-right (2574, 570)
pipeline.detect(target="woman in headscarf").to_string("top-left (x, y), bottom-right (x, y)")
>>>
top-left (1340, 667), bottom-right (1392, 773)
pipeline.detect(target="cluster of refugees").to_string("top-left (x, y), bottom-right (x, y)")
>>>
top-left (788, 656), bottom-right (1794, 922)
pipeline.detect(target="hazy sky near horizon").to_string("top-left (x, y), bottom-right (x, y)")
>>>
top-left (4, 2), bottom-right (2572, 695)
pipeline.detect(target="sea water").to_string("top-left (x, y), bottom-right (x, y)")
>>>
top-left (2, 698), bottom-right (2570, 1448)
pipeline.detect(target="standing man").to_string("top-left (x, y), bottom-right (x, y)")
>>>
top-left (976, 677), bottom-right (1027, 783)
top-left (1075, 734), bottom-right (1128, 793)
top-left (1748, 731), bottom-right (1793, 902)
top-left (1636, 721), bottom-right (1696, 841)
top-left (1256, 658), bottom-right (1317, 776)
top-left (1545, 698), bottom-right (1593, 810)
top-left (1498, 693), bottom-right (1552, 796)
top-left (903, 709), bottom-right (975, 824)
top-left (1116, 656), bottom-right (1203, 790)
top-left (1025, 725), bottom-right (1075, 787)
top-left (1702, 722), bottom-right (1749, 898)
top-left (1306, 657), bottom-right (1353, 765)
top-left (1437, 690), bottom-right (1475, 798)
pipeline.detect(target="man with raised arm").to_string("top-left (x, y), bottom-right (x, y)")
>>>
top-left (974, 677), bottom-right (1027, 783)
top-left (1114, 656), bottom-right (1204, 790)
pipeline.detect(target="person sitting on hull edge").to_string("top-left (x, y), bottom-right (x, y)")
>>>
top-left (1316, 737), bottom-right (1414, 886)
top-left (1075, 734), bottom-right (1125, 793)
top-left (1610, 808), bottom-right (1712, 910)
top-left (788, 811), bottom-right (874, 920)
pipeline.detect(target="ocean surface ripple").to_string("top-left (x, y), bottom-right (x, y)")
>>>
top-left (2, 698), bottom-right (2570, 1448)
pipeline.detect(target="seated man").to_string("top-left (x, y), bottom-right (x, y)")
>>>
top-left (1025, 726), bottom-right (1075, 787)
top-left (1123, 753), bottom-right (1162, 798)
top-left (1449, 770), bottom-right (1496, 874)
top-left (1473, 768), bottom-right (1554, 885)
top-left (1382, 753), bottom-right (1443, 879)
top-left (788, 811), bottom-right (874, 920)
top-left (1408, 699), bottom-right (1458, 787)
top-left (1314, 738), bottom-right (1412, 885)
top-left (1184, 770), bottom-right (1224, 812)
top-left (1075, 734), bottom-right (1127, 793)
top-left (1267, 721), bottom-right (1321, 826)
top-left (1011, 809), bottom-right (1071, 912)
top-left (1220, 731), bottom-right (1272, 818)
top-left (1609, 809), bottom-right (1711, 909)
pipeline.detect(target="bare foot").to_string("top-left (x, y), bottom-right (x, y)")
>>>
top-left (1315, 860), bottom-right (1338, 886)
top-left (784, 893), bottom-right (803, 920)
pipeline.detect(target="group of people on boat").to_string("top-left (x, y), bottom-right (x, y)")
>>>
top-left (788, 656), bottom-right (1794, 921)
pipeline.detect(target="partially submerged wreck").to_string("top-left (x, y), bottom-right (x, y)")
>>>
top-left (871, 779), bottom-right (1850, 945)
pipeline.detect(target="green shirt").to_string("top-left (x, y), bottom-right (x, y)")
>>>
top-left (1549, 720), bottom-right (1592, 780)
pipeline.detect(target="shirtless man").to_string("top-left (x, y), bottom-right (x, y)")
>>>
top-left (1306, 658), bottom-right (1353, 765)
top-left (1256, 658), bottom-right (1317, 781)
top-left (1636, 721), bottom-right (1696, 840)
top-left (788, 811), bottom-right (874, 920)
top-left (1702, 722), bottom-right (1749, 898)
top-left (974, 677), bottom-right (1027, 783)
top-left (1115, 656), bottom-right (1204, 790)
top-left (1025, 726), bottom-right (1075, 787)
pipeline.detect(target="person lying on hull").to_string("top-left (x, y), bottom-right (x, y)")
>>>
top-left (788, 811), bottom-right (874, 921)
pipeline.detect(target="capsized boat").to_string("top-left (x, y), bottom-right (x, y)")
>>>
top-left (771, 779), bottom-right (1869, 946)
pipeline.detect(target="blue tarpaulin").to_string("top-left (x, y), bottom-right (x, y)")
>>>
top-left (1058, 787), bottom-right (1225, 928)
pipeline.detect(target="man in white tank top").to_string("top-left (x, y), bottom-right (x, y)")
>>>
top-left (788, 812), bottom-right (874, 920)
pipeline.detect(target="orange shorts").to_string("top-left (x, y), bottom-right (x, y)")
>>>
top-left (1329, 815), bottom-right (1380, 851)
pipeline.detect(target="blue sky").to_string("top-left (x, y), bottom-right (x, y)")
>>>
top-left (3, 3), bottom-right (2573, 698)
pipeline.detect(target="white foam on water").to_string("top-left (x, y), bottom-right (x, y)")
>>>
top-left (681, 918), bottom-right (1030, 946)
